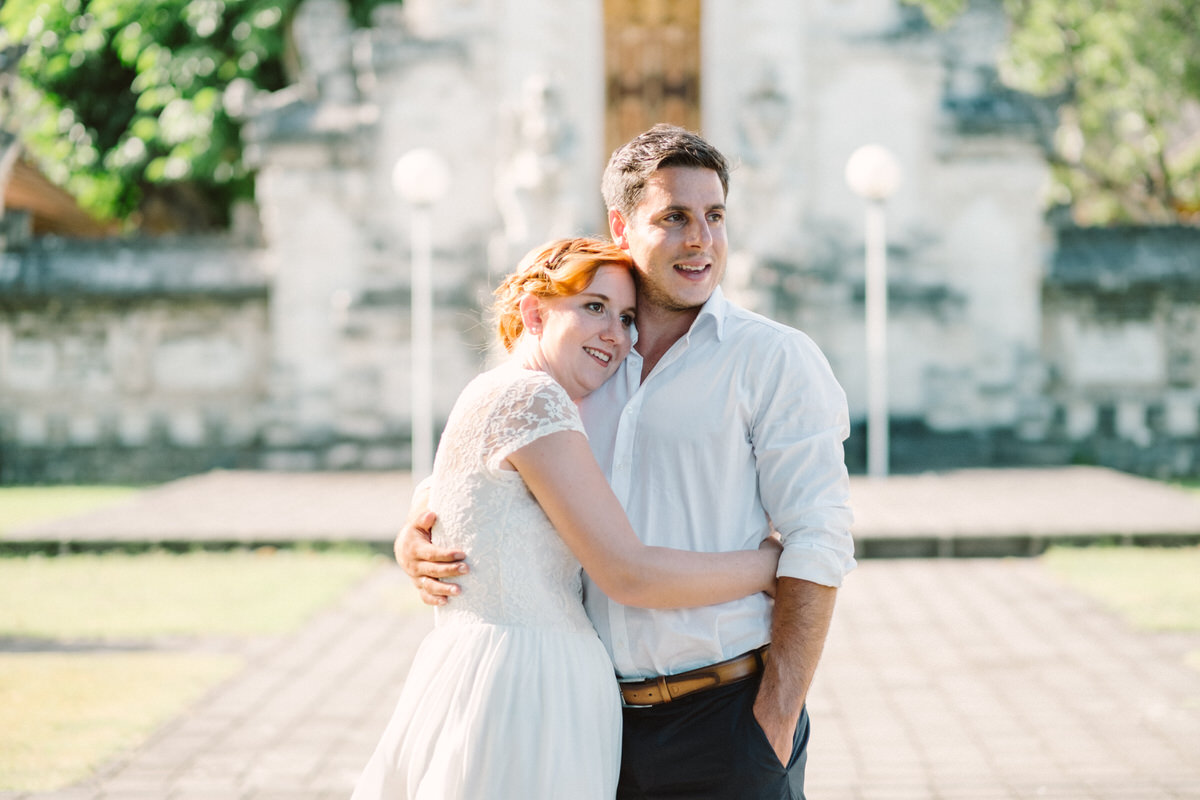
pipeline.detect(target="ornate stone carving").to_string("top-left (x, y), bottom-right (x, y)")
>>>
top-left (494, 74), bottom-right (574, 262)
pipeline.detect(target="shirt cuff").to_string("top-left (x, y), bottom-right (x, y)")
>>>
top-left (777, 541), bottom-right (857, 588)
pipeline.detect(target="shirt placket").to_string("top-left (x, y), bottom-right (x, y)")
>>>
top-left (605, 357), bottom-right (642, 673)
top-left (605, 336), bottom-right (694, 676)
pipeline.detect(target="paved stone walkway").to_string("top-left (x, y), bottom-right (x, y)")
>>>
top-left (4, 471), bottom-right (418, 546)
top-left (806, 559), bottom-right (1200, 799)
top-left (4, 467), bottom-right (1200, 799)
top-left (9, 465), bottom-right (1200, 555)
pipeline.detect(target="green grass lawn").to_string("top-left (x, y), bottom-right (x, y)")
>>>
top-left (1041, 544), bottom-right (1200, 633)
top-left (0, 485), bottom-right (142, 536)
top-left (1175, 478), bottom-right (1200, 496)
top-left (1, 549), bottom-right (384, 639)
top-left (0, 547), bottom-right (387, 792)
top-left (0, 652), bottom-right (242, 792)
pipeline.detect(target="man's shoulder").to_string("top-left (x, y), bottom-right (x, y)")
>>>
top-left (719, 299), bottom-right (823, 353)
top-left (714, 299), bottom-right (845, 396)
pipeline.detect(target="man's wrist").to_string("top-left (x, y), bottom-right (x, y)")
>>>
top-left (754, 667), bottom-right (804, 723)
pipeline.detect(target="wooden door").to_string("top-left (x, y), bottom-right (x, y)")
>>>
top-left (604, 0), bottom-right (703, 157)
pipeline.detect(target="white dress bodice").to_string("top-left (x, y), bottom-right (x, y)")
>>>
top-left (429, 365), bottom-right (594, 635)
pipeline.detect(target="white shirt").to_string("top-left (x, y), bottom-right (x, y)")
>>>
top-left (578, 286), bottom-right (856, 680)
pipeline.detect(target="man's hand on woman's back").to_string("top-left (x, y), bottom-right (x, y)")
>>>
top-left (395, 505), bottom-right (468, 606)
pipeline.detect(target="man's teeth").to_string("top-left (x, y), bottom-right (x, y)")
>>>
top-left (584, 347), bottom-right (611, 363)
top-left (676, 264), bottom-right (706, 273)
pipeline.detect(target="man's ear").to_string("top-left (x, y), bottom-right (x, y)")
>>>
top-left (518, 294), bottom-right (544, 335)
top-left (609, 209), bottom-right (630, 250)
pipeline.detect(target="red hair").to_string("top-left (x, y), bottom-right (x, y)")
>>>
top-left (493, 238), bottom-right (634, 352)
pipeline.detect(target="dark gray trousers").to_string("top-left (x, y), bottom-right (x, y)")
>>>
top-left (616, 673), bottom-right (809, 799)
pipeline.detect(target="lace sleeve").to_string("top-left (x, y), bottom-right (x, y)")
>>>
top-left (484, 371), bottom-right (585, 473)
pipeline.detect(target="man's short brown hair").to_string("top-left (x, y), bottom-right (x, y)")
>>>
top-left (601, 124), bottom-right (731, 220)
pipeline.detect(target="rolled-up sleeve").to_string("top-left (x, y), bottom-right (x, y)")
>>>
top-left (752, 333), bottom-right (856, 587)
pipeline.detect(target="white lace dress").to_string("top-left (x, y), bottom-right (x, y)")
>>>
top-left (352, 365), bottom-right (622, 800)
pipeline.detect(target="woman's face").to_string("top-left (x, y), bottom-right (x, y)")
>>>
top-left (531, 265), bottom-right (636, 400)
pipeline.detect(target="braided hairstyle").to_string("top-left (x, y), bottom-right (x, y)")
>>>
top-left (493, 238), bottom-right (634, 352)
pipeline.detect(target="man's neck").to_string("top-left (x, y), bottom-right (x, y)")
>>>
top-left (633, 303), bottom-right (703, 381)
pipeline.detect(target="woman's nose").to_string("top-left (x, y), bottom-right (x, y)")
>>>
top-left (601, 316), bottom-right (624, 343)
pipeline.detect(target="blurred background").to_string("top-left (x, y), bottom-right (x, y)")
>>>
top-left (2, 3), bottom-right (1199, 796)
top-left (1, 0), bottom-right (1198, 484)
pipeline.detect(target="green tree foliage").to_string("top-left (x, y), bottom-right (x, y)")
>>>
top-left (905, 0), bottom-right (1200, 225)
top-left (0, 0), bottom-right (397, 231)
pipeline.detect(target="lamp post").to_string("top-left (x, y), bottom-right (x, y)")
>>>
top-left (392, 148), bottom-right (451, 482)
top-left (845, 144), bottom-right (901, 479)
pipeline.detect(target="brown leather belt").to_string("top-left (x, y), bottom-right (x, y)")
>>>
top-left (618, 645), bottom-right (770, 707)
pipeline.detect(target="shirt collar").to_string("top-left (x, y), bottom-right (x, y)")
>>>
top-left (622, 286), bottom-right (729, 383)
top-left (689, 285), bottom-right (729, 342)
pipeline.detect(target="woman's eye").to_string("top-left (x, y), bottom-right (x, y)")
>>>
top-left (620, 314), bottom-right (635, 327)
top-left (585, 301), bottom-right (604, 313)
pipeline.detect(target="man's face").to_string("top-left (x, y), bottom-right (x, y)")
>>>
top-left (610, 166), bottom-right (727, 314)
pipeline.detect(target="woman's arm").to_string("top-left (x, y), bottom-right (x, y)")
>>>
top-left (508, 429), bottom-right (778, 609)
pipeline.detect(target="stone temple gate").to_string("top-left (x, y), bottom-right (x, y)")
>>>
top-left (243, 0), bottom-right (1051, 463)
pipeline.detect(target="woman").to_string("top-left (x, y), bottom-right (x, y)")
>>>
top-left (352, 238), bottom-right (779, 799)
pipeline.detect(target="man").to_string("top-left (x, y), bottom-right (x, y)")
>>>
top-left (399, 124), bottom-right (855, 798)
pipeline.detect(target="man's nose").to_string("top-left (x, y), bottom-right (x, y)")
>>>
top-left (686, 218), bottom-right (712, 248)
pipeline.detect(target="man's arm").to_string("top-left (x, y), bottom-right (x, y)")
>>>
top-left (748, 333), bottom-right (852, 763)
top-left (752, 577), bottom-right (836, 765)
top-left (395, 484), bottom-right (468, 605)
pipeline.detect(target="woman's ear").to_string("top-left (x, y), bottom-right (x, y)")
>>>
top-left (518, 294), bottom-right (544, 335)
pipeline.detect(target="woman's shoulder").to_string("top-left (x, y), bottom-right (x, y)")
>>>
top-left (465, 363), bottom-right (572, 415)
top-left (454, 364), bottom-right (581, 462)
top-left (471, 362), bottom-right (562, 394)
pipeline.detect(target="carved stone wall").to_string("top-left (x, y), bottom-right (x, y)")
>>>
top-left (705, 0), bottom-right (1052, 450)
top-left (1038, 226), bottom-right (1200, 477)
top-left (0, 240), bottom-right (271, 482)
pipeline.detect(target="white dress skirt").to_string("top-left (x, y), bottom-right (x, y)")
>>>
top-left (352, 366), bottom-right (622, 799)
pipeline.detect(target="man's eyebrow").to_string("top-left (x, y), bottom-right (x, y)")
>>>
top-left (661, 203), bottom-right (726, 213)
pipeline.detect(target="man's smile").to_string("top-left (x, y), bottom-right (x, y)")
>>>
top-left (675, 261), bottom-right (711, 276)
